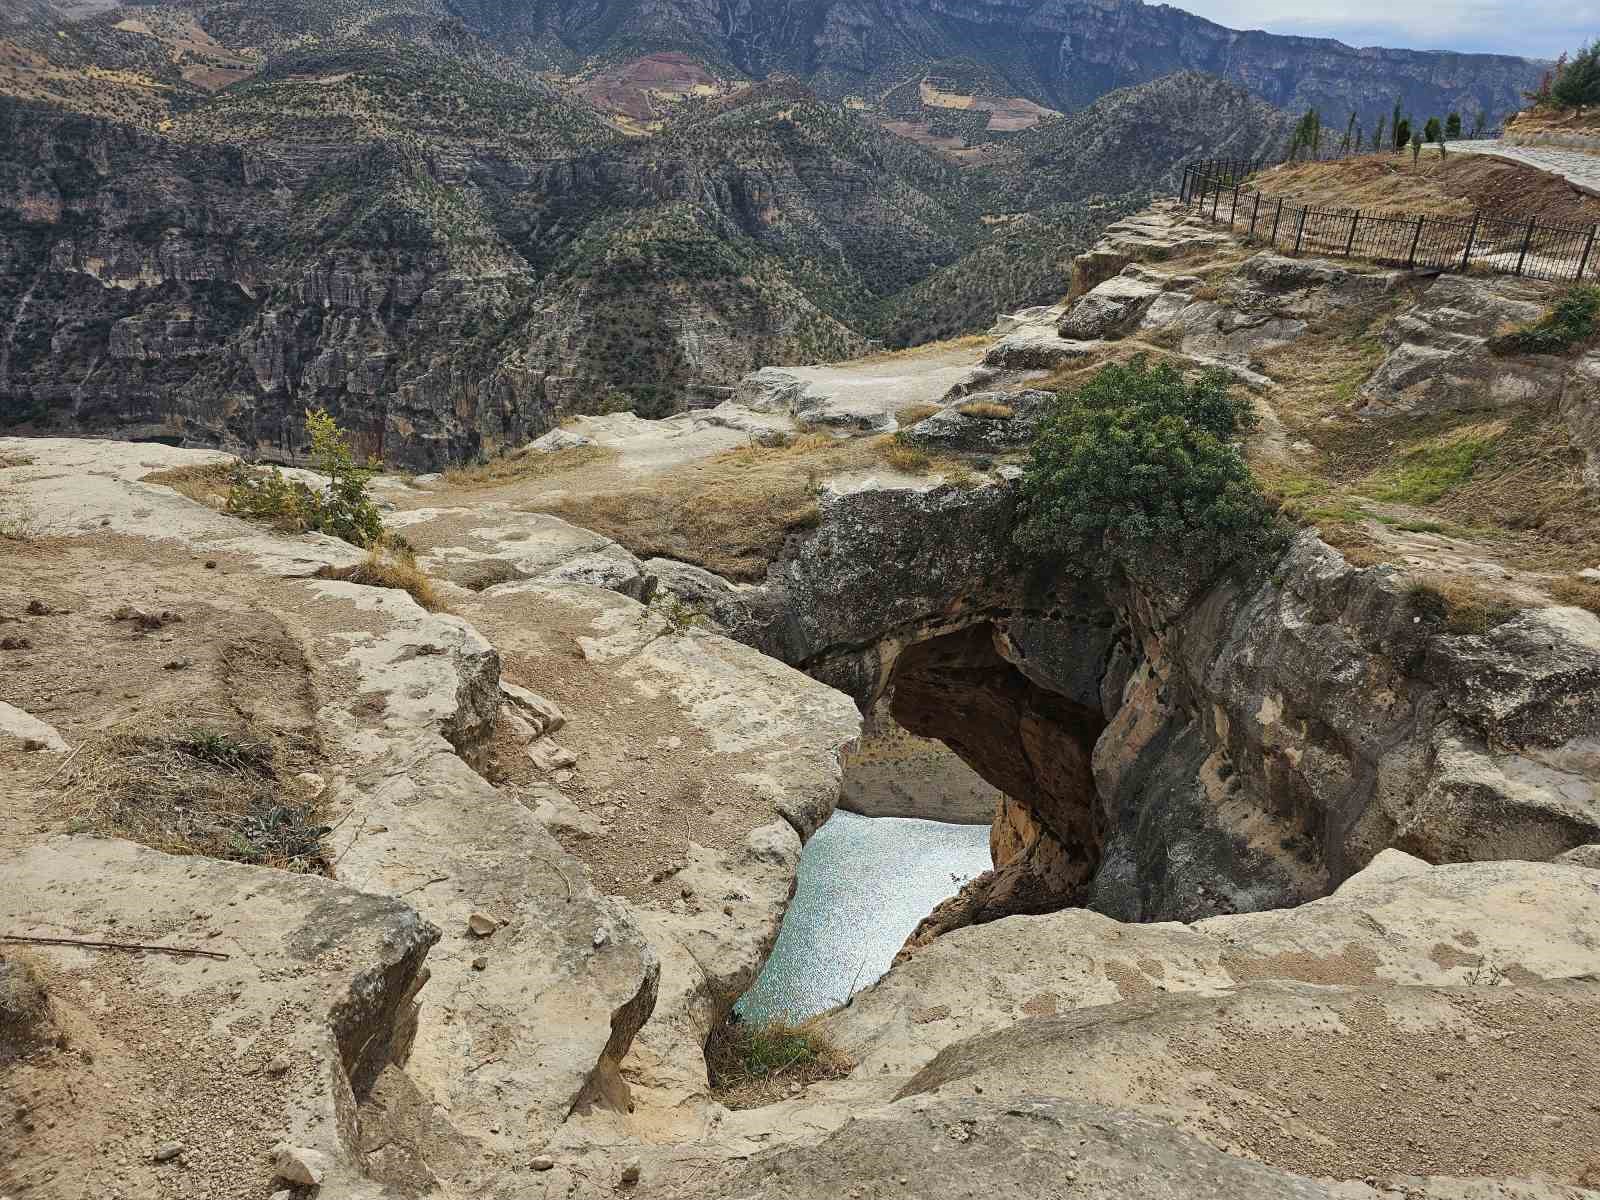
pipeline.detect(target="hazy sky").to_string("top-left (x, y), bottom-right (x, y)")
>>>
top-left (1166, 0), bottom-right (1595, 60)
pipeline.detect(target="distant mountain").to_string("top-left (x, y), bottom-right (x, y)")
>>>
top-left (0, 0), bottom-right (1504, 466)
top-left (442, 0), bottom-right (1541, 128)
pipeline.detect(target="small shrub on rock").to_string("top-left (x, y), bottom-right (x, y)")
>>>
top-left (1014, 357), bottom-right (1284, 592)
top-left (228, 409), bottom-right (384, 547)
top-left (1489, 286), bottom-right (1600, 356)
top-left (705, 1014), bottom-right (851, 1108)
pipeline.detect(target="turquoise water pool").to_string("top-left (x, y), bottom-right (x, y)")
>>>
top-left (736, 809), bottom-right (992, 1021)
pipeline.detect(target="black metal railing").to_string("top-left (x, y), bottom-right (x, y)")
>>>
top-left (1180, 158), bottom-right (1599, 283)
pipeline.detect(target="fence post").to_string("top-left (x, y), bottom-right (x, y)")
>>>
top-left (1248, 191), bottom-right (1262, 240)
top-left (1270, 197), bottom-right (1284, 247)
top-left (1344, 210), bottom-right (1360, 256)
top-left (1230, 181), bottom-right (1241, 228)
top-left (1292, 206), bottom-right (1307, 254)
top-left (1514, 217), bottom-right (1536, 275)
top-left (1407, 215), bottom-right (1424, 269)
top-left (1460, 213), bottom-right (1480, 272)
top-left (1579, 224), bottom-right (1598, 281)
top-left (1211, 181), bottom-right (1221, 222)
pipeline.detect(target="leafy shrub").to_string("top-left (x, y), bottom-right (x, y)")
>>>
top-left (1014, 358), bottom-right (1283, 588)
top-left (228, 409), bottom-right (383, 547)
top-left (1489, 286), bottom-right (1600, 355)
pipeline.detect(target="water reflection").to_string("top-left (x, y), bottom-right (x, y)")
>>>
top-left (736, 809), bottom-right (992, 1022)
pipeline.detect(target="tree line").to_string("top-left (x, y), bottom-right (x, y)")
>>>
top-left (1286, 102), bottom-right (1488, 163)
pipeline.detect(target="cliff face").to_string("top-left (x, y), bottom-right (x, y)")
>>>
top-left (0, 93), bottom-right (967, 466)
top-left (0, 102), bottom-right (551, 466)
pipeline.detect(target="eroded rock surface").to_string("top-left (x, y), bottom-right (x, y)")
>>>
top-left (2, 837), bottom-right (438, 1199)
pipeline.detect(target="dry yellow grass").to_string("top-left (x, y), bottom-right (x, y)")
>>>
top-left (880, 439), bottom-right (932, 473)
top-left (0, 452), bottom-right (35, 469)
top-left (841, 333), bottom-right (988, 366)
top-left (1406, 575), bottom-right (1523, 634)
top-left (1252, 155), bottom-right (1476, 218)
top-left (957, 400), bottom-right (1015, 419)
top-left (896, 403), bottom-right (942, 425)
top-left (58, 716), bottom-right (327, 872)
top-left (142, 461), bottom-right (235, 509)
top-left (538, 433), bottom-right (983, 580)
top-left (1549, 575), bottom-right (1600, 614)
top-left (443, 443), bottom-right (616, 488)
top-left (316, 541), bottom-right (443, 611)
top-left (537, 438), bottom-right (857, 581)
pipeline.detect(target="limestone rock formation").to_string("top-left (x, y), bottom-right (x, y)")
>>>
top-left (3, 837), bottom-right (439, 1198)
top-left (1359, 275), bottom-right (1565, 417)
top-left (826, 850), bottom-right (1600, 1078)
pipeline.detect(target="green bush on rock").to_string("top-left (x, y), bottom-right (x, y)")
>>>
top-left (1489, 286), bottom-right (1600, 356)
top-left (227, 409), bottom-right (384, 548)
top-left (1013, 357), bottom-right (1284, 591)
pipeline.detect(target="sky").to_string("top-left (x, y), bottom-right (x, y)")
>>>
top-left (1165, 0), bottom-right (1596, 60)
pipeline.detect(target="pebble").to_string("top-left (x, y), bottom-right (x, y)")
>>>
top-left (530, 1157), bottom-right (555, 1171)
top-left (467, 912), bottom-right (498, 937)
top-left (472, 956), bottom-right (488, 971)
top-left (620, 1159), bottom-right (642, 1185)
top-left (153, 1142), bottom-right (184, 1163)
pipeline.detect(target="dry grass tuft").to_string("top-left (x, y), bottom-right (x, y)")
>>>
top-left (0, 452), bottom-right (35, 469)
top-left (1549, 575), bottom-right (1600, 615)
top-left (957, 400), bottom-right (1015, 419)
top-left (316, 540), bottom-right (443, 612)
top-left (443, 443), bottom-right (616, 488)
top-left (456, 559), bottom-right (528, 593)
top-left (1406, 576), bottom-right (1523, 635)
top-left (896, 403), bottom-right (942, 425)
top-left (879, 437), bottom-right (932, 474)
top-left (705, 1014), bottom-right (852, 1109)
top-left (58, 720), bottom-right (328, 871)
top-left (142, 461), bottom-right (236, 509)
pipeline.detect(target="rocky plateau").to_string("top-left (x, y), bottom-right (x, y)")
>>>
top-left (4, 199), bottom-right (1600, 1200)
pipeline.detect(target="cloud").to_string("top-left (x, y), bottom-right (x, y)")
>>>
top-left (1169, 0), bottom-right (1598, 59)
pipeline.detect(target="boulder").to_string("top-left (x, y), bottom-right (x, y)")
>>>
top-left (897, 390), bottom-right (1053, 453)
top-left (1057, 269), bottom-right (1168, 339)
top-left (1358, 275), bottom-right (1563, 418)
top-left (1562, 352), bottom-right (1600, 491)
top-left (983, 327), bottom-right (1100, 371)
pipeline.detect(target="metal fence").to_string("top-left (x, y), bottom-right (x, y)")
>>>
top-left (1180, 158), bottom-right (1599, 283)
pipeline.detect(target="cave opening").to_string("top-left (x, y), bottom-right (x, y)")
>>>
top-left (738, 619), bottom-right (1110, 1020)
